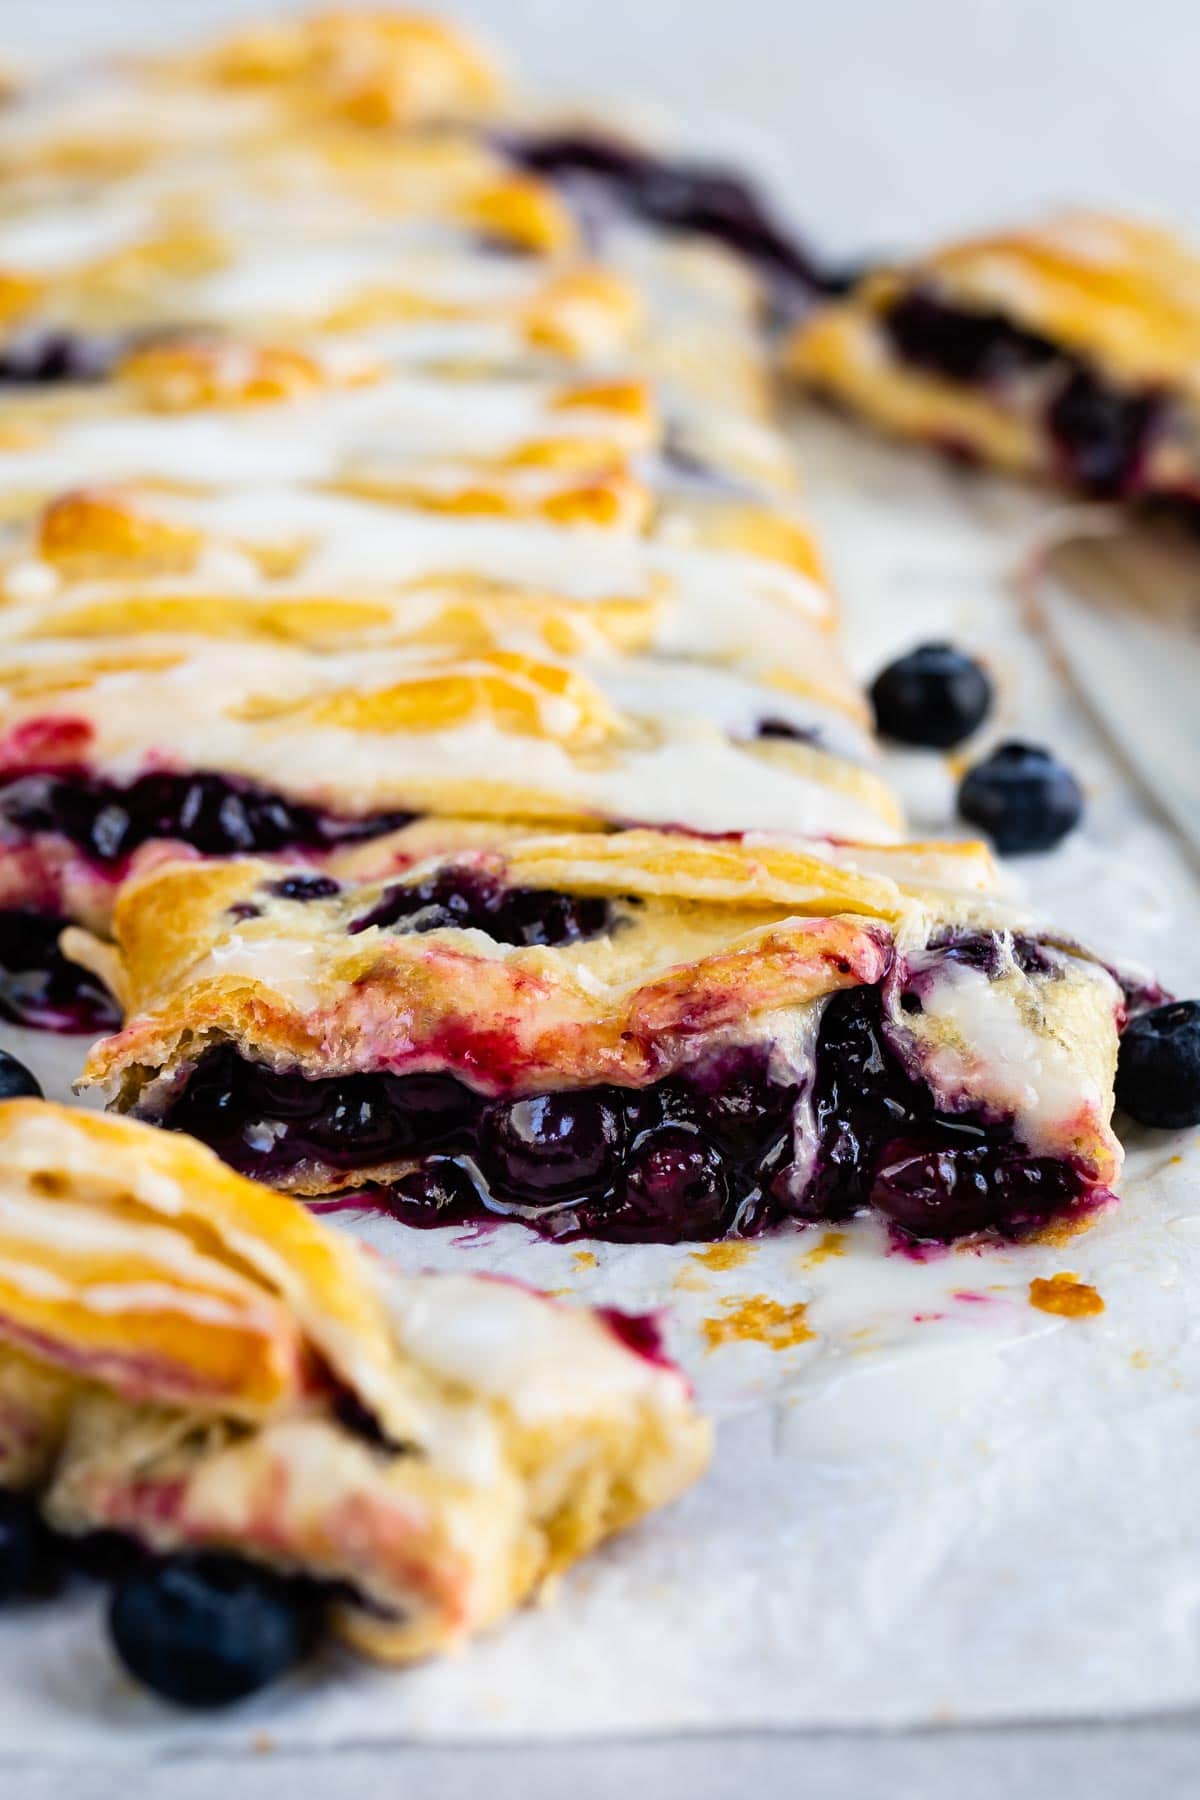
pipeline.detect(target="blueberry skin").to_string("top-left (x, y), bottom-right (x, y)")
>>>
top-left (477, 1090), bottom-right (626, 1202)
top-left (0, 1051), bottom-right (42, 1101)
top-left (957, 741), bottom-right (1084, 854)
top-left (870, 642), bottom-right (992, 749)
top-left (109, 1552), bottom-right (320, 1708)
top-left (0, 1491), bottom-right (43, 1602)
top-left (1116, 1000), bottom-right (1200, 1129)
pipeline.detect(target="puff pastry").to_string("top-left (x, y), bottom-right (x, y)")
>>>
top-left (0, 13), bottom-right (871, 1037)
top-left (0, 15), bottom-right (1134, 1256)
top-left (0, 1099), bottom-right (708, 1661)
top-left (789, 210), bottom-right (1200, 503)
top-left (73, 828), bottom-right (1125, 1246)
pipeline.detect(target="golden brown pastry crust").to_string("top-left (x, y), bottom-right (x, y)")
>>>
top-left (73, 827), bottom-right (1123, 1193)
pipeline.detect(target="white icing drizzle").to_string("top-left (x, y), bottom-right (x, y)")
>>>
top-left (375, 1265), bottom-right (688, 1423)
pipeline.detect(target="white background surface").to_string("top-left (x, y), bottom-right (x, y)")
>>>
top-left (5, 1), bottom-right (1200, 1793)
top-left (9, 0), bottom-right (1200, 257)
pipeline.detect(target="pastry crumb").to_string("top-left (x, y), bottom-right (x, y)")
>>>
top-left (703, 1295), bottom-right (814, 1351)
top-left (1029, 1272), bottom-right (1104, 1318)
top-left (571, 1250), bottom-right (597, 1271)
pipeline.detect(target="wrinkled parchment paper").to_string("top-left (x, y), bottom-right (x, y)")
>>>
top-left (3, 412), bottom-right (1199, 1757)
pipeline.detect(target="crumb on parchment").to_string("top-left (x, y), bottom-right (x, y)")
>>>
top-left (703, 1295), bottom-right (814, 1351)
top-left (800, 1229), bottom-right (847, 1267)
top-left (1029, 1272), bottom-right (1105, 1318)
top-left (691, 1241), bottom-right (755, 1272)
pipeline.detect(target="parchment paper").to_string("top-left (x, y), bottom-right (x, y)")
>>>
top-left (2, 411), bottom-right (1198, 1757)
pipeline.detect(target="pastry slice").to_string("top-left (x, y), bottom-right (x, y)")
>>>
top-left (0, 1100), bottom-right (708, 1694)
top-left (74, 829), bottom-right (1125, 1247)
top-left (789, 210), bottom-right (1200, 503)
top-left (0, 461), bottom-right (887, 1033)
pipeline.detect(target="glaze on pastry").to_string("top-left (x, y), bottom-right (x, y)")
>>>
top-left (0, 14), bottom-right (1133, 1255)
top-left (0, 13), bottom-right (863, 1033)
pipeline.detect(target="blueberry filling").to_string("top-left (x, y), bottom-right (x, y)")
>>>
top-left (0, 328), bottom-right (122, 386)
top-left (477, 1089), bottom-right (627, 1200)
top-left (505, 131), bottom-right (826, 304)
top-left (883, 289), bottom-right (1060, 386)
top-left (266, 874), bottom-right (342, 902)
top-left (165, 1048), bottom-right (477, 1171)
top-left (754, 717), bottom-right (819, 747)
top-left (925, 927), bottom-right (1058, 982)
top-left (0, 768), bottom-right (415, 867)
top-left (793, 986), bottom-right (1088, 1240)
top-left (157, 986), bottom-right (1090, 1244)
top-left (347, 868), bottom-right (615, 947)
top-left (1045, 368), bottom-right (1164, 499)
top-left (0, 911), bottom-right (120, 1034)
top-left (880, 288), bottom-right (1167, 499)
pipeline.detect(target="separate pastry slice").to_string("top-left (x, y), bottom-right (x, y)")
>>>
top-left (788, 210), bottom-right (1200, 504)
top-left (74, 829), bottom-right (1125, 1247)
top-left (0, 1100), bottom-right (709, 1672)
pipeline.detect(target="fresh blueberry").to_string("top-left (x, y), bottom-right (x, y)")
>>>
top-left (870, 642), bottom-right (992, 749)
top-left (0, 912), bottom-right (120, 1035)
top-left (477, 1090), bottom-right (625, 1201)
top-left (0, 1491), bottom-right (44, 1601)
top-left (108, 1552), bottom-right (320, 1708)
top-left (1116, 1000), bottom-right (1200, 1129)
top-left (56, 1529), bottom-right (144, 1583)
top-left (957, 742), bottom-right (1084, 854)
top-left (0, 1051), bottom-right (42, 1101)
